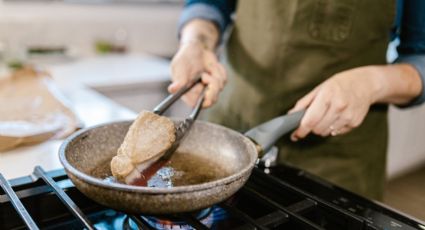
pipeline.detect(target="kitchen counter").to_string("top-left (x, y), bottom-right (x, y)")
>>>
top-left (48, 54), bottom-right (171, 89)
top-left (0, 86), bottom-right (136, 180)
top-left (0, 54), bottom-right (172, 179)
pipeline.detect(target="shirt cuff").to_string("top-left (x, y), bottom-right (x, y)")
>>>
top-left (395, 54), bottom-right (425, 107)
top-left (178, 3), bottom-right (225, 36)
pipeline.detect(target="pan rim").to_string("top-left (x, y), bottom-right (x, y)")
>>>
top-left (59, 119), bottom-right (258, 194)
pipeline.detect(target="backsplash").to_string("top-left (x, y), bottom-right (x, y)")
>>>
top-left (0, 1), bottom-right (182, 62)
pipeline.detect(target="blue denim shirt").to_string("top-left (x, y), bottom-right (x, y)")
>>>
top-left (179, 0), bottom-right (425, 107)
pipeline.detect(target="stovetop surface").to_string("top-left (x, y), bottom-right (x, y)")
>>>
top-left (1, 164), bottom-right (424, 230)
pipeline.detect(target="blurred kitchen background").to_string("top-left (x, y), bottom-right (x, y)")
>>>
top-left (0, 0), bottom-right (423, 220)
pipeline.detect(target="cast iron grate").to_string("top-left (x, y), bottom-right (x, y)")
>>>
top-left (1, 165), bottom-right (423, 230)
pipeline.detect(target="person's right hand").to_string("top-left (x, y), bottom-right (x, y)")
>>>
top-left (169, 41), bottom-right (227, 108)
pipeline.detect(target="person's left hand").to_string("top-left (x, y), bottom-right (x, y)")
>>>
top-left (289, 66), bottom-right (381, 141)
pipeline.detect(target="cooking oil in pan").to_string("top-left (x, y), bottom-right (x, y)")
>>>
top-left (92, 152), bottom-right (230, 188)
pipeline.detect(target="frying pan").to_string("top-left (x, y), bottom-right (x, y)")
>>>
top-left (59, 110), bottom-right (304, 214)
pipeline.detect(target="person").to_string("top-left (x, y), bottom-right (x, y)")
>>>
top-left (169, 0), bottom-right (425, 200)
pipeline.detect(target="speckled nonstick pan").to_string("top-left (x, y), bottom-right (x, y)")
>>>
top-left (59, 110), bottom-right (304, 214)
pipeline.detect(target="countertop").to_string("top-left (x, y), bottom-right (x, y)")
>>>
top-left (0, 54), bottom-right (171, 179)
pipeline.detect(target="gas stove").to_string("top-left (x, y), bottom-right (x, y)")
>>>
top-left (1, 164), bottom-right (424, 230)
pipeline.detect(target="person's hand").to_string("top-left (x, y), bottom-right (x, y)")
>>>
top-left (288, 67), bottom-right (381, 141)
top-left (169, 41), bottom-right (227, 108)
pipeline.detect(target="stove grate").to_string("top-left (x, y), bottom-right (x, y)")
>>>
top-left (0, 165), bottom-right (381, 230)
top-left (220, 202), bottom-right (269, 230)
top-left (177, 213), bottom-right (211, 230)
top-left (1, 165), bottom-right (424, 230)
top-left (243, 185), bottom-right (324, 230)
top-left (32, 166), bottom-right (95, 230)
top-left (0, 173), bottom-right (39, 230)
top-left (129, 215), bottom-right (156, 230)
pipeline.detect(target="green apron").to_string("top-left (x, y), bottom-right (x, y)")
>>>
top-left (205, 0), bottom-right (396, 200)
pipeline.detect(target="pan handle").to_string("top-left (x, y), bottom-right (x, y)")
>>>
top-left (244, 109), bottom-right (305, 154)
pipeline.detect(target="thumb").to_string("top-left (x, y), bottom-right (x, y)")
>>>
top-left (169, 64), bottom-right (192, 93)
top-left (167, 81), bottom-right (183, 94)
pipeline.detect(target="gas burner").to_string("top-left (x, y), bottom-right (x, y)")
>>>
top-left (124, 206), bottom-right (227, 230)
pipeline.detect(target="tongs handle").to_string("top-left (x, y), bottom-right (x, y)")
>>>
top-left (153, 76), bottom-right (203, 115)
top-left (156, 78), bottom-right (206, 161)
top-left (189, 87), bottom-right (206, 120)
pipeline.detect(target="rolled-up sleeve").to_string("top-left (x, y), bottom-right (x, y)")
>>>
top-left (394, 0), bottom-right (425, 107)
top-left (396, 55), bottom-right (425, 106)
top-left (178, 0), bottom-right (236, 35)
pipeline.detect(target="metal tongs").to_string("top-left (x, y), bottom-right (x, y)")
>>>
top-left (152, 76), bottom-right (205, 160)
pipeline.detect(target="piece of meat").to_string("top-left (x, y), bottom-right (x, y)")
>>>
top-left (110, 110), bottom-right (176, 183)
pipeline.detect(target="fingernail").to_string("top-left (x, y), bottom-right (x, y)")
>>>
top-left (291, 135), bottom-right (298, 142)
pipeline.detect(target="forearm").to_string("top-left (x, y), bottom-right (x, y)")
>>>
top-left (369, 64), bottom-right (422, 105)
top-left (180, 19), bottom-right (220, 51)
